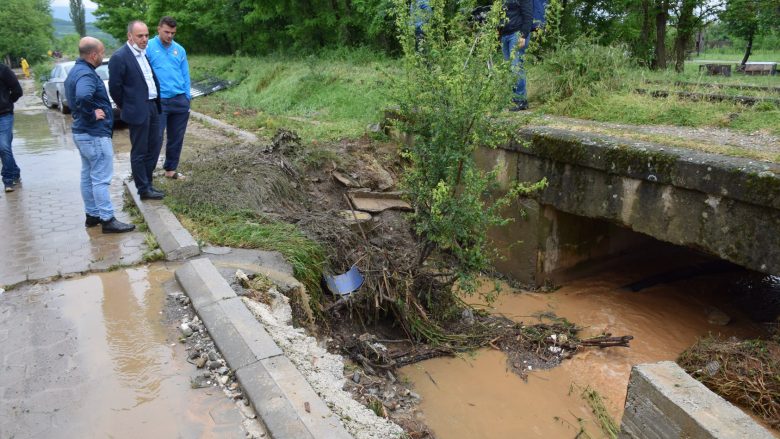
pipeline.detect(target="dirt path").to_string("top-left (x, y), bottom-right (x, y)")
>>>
top-left (536, 115), bottom-right (780, 163)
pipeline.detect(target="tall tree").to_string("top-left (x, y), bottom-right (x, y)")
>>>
top-left (673, 0), bottom-right (697, 72)
top-left (652, 0), bottom-right (670, 69)
top-left (93, 0), bottom-right (148, 42)
top-left (70, 0), bottom-right (87, 37)
top-left (720, 0), bottom-right (780, 65)
top-left (0, 0), bottom-right (53, 63)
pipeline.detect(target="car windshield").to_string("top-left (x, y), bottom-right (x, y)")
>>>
top-left (96, 64), bottom-right (109, 80)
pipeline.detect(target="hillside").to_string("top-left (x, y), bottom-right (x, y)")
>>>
top-left (52, 18), bottom-right (117, 47)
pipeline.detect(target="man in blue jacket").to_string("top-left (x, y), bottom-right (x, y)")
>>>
top-left (109, 20), bottom-right (164, 200)
top-left (65, 37), bottom-right (135, 233)
top-left (500, 0), bottom-right (533, 111)
top-left (147, 16), bottom-right (191, 180)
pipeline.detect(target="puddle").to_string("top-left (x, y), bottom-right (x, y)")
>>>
top-left (401, 261), bottom-right (772, 438)
top-left (52, 265), bottom-right (244, 437)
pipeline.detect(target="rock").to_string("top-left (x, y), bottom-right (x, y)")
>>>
top-left (367, 123), bottom-right (382, 133)
top-left (190, 373), bottom-right (212, 389)
top-left (217, 366), bottom-right (229, 375)
top-left (195, 356), bottom-right (207, 369)
top-left (352, 371), bottom-right (361, 384)
top-left (706, 306), bottom-right (731, 326)
top-left (408, 391), bottom-right (420, 400)
top-left (461, 308), bottom-right (475, 326)
top-left (180, 323), bottom-right (193, 337)
top-left (208, 350), bottom-right (219, 361)
top-left (220, 375), bottom-right (229, 385)
top-left (238, 402), bottom-right (257, 419)
top-left (208, 360), bottom-right (222, 370)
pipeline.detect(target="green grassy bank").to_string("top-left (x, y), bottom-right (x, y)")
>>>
top-left (189, 50), bottom-right (779, 142)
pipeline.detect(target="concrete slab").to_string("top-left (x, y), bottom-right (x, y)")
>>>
top-left (176, 257), bottom-right (238, 309)
top-left (125, 180), bottom-right (200, 260)
top-left (198, 298), bottom-right (282, 370)
top-left (619, 361), bottom-right (774, 439)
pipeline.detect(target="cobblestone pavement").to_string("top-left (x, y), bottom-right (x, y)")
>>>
top-left (1, 76), bottom-right (258, 438)
top-left (0, 79), bottom-right (145, 287)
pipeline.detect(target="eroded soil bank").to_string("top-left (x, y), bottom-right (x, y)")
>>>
top-left (401, 252), bottom-right (776, 438)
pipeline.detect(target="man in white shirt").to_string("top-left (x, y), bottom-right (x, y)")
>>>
top-left (108, 20), bottom-right (164, 200)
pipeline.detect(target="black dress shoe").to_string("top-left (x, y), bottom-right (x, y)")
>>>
top-left (139, 190), bottom-right (164, 200)
top-left (101, 217), bottom-right (136, 233)
top-left (85, 214), bottom-right (101, 227)
top-left (151, 186), bottom-right (165, 195)
top-left (510, 99), bottom-right (529, 111)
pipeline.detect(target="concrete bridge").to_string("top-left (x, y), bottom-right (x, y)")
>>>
top-left (480, 127), bottom-right (780, 284)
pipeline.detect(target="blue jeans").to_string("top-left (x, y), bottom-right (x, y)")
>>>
top-left (501, 32), bottom-right (528, 101)
top-left (0, 113), bottom-right (20, 187)
top-left (73, 133), bottom-right (114, 221)
top-left (160, 94), bottom-right (190, 172)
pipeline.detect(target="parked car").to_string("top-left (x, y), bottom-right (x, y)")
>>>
top-left (40, 59), bottom-right (117, 116)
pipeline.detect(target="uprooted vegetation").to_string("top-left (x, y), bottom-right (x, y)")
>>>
top-left (678, 335), bottom-right (780, 430)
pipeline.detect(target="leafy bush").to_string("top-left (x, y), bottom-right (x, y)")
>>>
top-left (532, 39), bottom-right (634, 104)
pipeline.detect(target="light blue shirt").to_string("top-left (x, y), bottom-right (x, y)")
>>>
top-left (147, 36), bottom-right (191, 100)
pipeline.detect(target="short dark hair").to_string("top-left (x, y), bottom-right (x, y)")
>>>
top-left (159, 16), bottom-right (177, 28)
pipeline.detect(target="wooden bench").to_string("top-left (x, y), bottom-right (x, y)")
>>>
top-left (740, 62), bottom-right (777, 76)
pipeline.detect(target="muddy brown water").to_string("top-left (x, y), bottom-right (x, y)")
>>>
top-left (401, 260), bottom-right (775, 439)
top-left (53, 265), bottom-right (244, 437)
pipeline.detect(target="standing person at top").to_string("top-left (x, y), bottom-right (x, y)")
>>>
top-left (147, 16), bottom-right (191, 180)
top-left (500, 0), bottom-right (533, 111)
top-left (65, 37), bottom-right (135, 233)
top-left (20, 58), bottom-right (30, 79)
top-left (108, 20), bottom-right (164, 200)
top-left (0, 61), bottom-right (23, 193)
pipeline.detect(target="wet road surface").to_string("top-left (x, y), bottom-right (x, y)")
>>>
top-left (1, 77), bottom-right (258, 438)
top-left (0, 80), bottom-right (144, 286)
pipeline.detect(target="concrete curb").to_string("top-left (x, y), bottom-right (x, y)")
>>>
top-left (619, 361), bottom-right (774, 439)
top-left (124, 180), bottom-right (200, 261)
top-left (176, 258), bottom-right (352, 439)
top-left (190, 110), bottom-right (260, 144)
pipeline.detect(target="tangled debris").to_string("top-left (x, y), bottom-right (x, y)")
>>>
top-left (678, 335), bottom-right (780, 430)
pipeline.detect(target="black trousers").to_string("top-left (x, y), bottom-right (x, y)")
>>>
top-left (128, 100), bottom-right (161, 194)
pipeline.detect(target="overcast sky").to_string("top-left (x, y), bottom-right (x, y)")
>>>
top-left (51, 0), bottom-right (98, 8)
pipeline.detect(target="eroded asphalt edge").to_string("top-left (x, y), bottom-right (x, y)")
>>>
top-left (124, 180), bottom-right (353, 439)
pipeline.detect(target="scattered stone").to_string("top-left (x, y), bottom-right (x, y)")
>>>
top-left (706, 306), bottom-right (731, 326)
top-left (461, 308), bottom-right (475, 326)
top-left (352, 371), bottom-right (361, 384)
top-left (217, 366), bottom-right (229, 375)
top-left (180, 323), bottom-right (194, 337)
top-left (220, 375), bottom-right (229, 385)
top-left (238, 402), bottom-right (257, 419)
top-left (332, 170), bottom-right (362, 188)
top-left (208, 350), bottom-right (219, 361)
top-left (208, 360), bottom-right (222, 370)
top-left (190, 373), bottom-right (212, 389)
top-left (195, 356), bottom-right (207, 369)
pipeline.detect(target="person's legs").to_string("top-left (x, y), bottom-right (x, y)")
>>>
top-left (162, 95), bottom-right (190, 174)
top-left (128, 119), bottom-right (152, 194)
top-left (511, 32), bottom-right (528, 103)
top-left (90, 137), bottom-right (115, 221)
top-left (73, 133), bottom-right (99, 218)
top-left (145, 101), bottom-right (162, 187)
top-left (0, 113), bottom-right (21, 189)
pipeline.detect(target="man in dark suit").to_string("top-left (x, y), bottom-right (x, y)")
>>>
top-left (109, 20), bottom-right (164, 200)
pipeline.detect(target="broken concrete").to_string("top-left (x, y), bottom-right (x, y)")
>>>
top-left (619, 361), bottom-right (774, 439)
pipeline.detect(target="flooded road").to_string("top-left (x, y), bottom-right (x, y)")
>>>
top-left (1, 265), bottom-right (256, 438)
top-left (401, 254), bottom-right (773, 438)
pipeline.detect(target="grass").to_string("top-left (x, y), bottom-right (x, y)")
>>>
top-left (189, 48), bottom-right (778, 158)
top-left (580, 386), bottom-right (619, 439)
top-left (160, 193), bottom-right (327, 306)
top-left (188, 49), bottom-right (398, 141)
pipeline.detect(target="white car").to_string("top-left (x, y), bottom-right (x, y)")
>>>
top-left (41, 59), bottom-right (117, 116)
